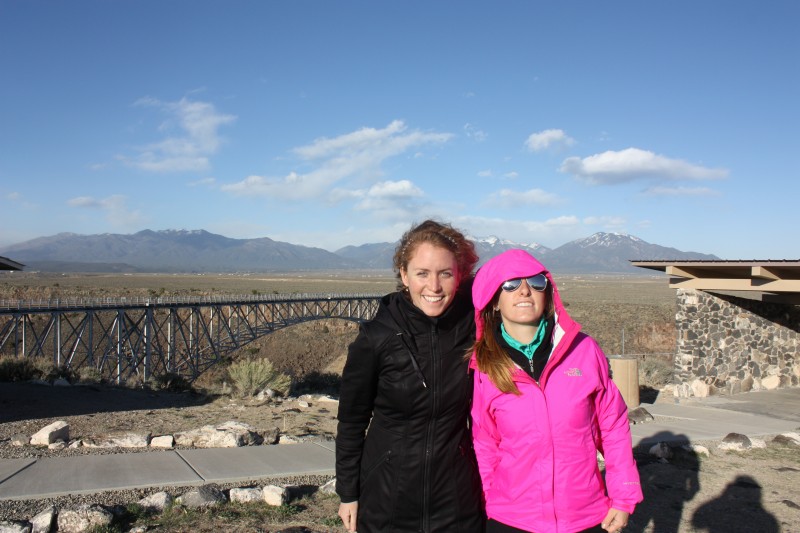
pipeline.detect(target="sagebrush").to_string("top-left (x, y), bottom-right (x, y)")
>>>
top-left (228, 358), bottom-right (291, 397)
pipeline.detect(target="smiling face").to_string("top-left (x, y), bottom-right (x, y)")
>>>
top-left (496, 277), bottom-right (548, 333)
top-left (400, 242), bottom-right (460, 317)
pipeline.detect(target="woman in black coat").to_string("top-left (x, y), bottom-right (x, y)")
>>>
top-left (336, 219), bottom-right (484, 532)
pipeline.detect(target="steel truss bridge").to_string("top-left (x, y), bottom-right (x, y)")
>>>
top-left (0, 293), bottom-right (382, 383)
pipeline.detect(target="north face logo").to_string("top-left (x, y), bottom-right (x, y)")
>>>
top-left (565, 368), bottom-right (582, 377)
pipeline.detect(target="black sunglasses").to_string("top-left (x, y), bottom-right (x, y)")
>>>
top-left (501, 273), bottom-right (548, 293)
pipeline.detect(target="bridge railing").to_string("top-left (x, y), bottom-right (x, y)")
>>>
top-left (0, 293), bottom-right (384, 383)
top-left (0, 292), bottom-right (384, 311)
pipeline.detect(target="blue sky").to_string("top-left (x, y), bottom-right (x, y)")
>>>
top-left (1, 1), bottom-right (797, 259)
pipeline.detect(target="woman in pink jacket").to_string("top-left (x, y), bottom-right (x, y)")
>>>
top-left (470, 249), bottom-right (642, 533)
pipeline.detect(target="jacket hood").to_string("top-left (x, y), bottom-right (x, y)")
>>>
top-left (473, 249), bottom-right (572, 342)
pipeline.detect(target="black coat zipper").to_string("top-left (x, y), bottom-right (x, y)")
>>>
top-left (422, 323), bottom-right (439, 532)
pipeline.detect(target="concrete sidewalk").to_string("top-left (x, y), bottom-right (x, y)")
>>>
top-left (1, 389), bottom-right (799, 501)
top-left (630, 388), bottom-right (800, 447)
top-left (0, 441), bottom-right (335, 501)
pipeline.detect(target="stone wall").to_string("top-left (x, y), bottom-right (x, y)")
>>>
top-left (674, 288), bottom-right (800, 398)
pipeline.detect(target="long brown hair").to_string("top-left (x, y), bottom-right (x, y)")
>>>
top-left (470, 284), bottom-right (555, 395)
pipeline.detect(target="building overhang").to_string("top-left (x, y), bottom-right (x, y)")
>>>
top-left (0, 256), bottom-right (24, 271)
top-left (630, 260), bottom-right (800, 305)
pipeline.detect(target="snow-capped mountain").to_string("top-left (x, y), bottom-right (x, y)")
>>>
top-left (1, 230), bottom-right (719, 274)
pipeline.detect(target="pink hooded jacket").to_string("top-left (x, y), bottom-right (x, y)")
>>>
top-left (470, 250), bottom-right (642, 532)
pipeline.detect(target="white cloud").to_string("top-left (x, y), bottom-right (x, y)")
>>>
top-left (222, 121), bottom-right (452, 203)
top-left (485, 188), bottom-right (561, 208)
top-left (67, 195), bottom-right (145, 227)
top-left (324, 180), bottom-right (426, 224)
top-left (463, 123), bottom-right (487, 142)
top-left (121, 97), bottom-right (236, 173)
top-left (477, 169), bottom-right (493, 178)
top-left (6, 192), bottom-right (21, 201)
top-left (503, 171), bottom-right (519, 179)
top-left (582, 215), bottom-right (627, 228)
top-left (643, 185), bottom-right (721, 197)
top-left (560, 148), bottom-right (729, 185)
top-left (189, 177), bottom-right (216, 187)
top-left (525, 129), bottom-right (575, 152)
top-left (453, 214), bottom-right (582, 247)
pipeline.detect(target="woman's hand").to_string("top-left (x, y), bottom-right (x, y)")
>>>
top-left (338, 501), bottom-right (358, 532)
top-left (601, 508), bottom-right (629, 532)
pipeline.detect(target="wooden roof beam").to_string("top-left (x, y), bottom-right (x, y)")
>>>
top-left (669, 277), bottom-right (800, 293)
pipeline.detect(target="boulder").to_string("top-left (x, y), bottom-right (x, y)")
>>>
top-left (30, 506), bottom-right (55, 533)
top-left (82, 432), bottom-right (150, 449)
top-left (138, 491), bottom-right (173, 513)
top-left (648, 442), bottom-right (673, 460)
top-left (319, 478), bottom-right (337, 495)
top-left (150, 435), bottom-right (174, 449)
top-left (718, 432), bottom-right (752, 451)
top-left (263, 485), bottom-right (288, 506)
top-left (0, 521), bottom-right (31, 533)
top-left (175, 421), bottom-right (261, 448)
top-left (56, 504), bottom-right (113, 533)
top-left (230, 487), bottom-right (263, 503)
top-left (177, 486), bottom-right (226, 509)
top-left (30, 421), bottom-right (69, 446)
top-left (627, 407), bottom-right (654, 425)
top-left (773, 432), bottom-right (800, 446)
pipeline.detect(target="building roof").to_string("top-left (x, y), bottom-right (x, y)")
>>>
top-left (0, 256), bottom-right (24, 271)
top-left (630, 260), bottom-right (800, 305)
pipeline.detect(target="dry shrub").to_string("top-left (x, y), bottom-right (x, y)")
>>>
top-left (151, 371), bottom-right (193, 392)
top-left (228, 358), bottom-right (291, 398)
top-left (630, 321), bottom-right (676, 354)
top-left (77, 366), bottom-right (103, 384)
top-left (639, 356), bottom-right (674, 388)
top-left (0, 356), bottom-right (44, 382)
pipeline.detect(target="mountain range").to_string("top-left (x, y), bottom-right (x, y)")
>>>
top-left (0, 229), bottom-right (719, 275)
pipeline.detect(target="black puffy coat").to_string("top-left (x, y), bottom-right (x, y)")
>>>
top-left (336, 285), bottom-right (484, 532)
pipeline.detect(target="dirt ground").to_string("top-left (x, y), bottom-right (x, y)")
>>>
top-left (2, 381), bottom-right (800, 532)
top-left (2, 275), bottom-right (798, 531)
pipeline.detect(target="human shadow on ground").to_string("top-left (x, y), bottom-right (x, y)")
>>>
top-left (691, 475), bottom-right (779, 533)
top-left (0, 381), bottom-right (213, 423)
top-left (626, 431), bottom-right (699, 533)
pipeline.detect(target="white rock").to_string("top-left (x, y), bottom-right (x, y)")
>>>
top-left (230, 487), bottom-right (263, 503)
top-left (683, 444), bottom-right (710, 457)
top-left (149, 435), bottom-right (174, 449)
top-left (175, 421), bottom-right (260, 448)
top-left (82, 432), bottom-right (150, 449)
top-left (298, 401), bottom-right (310, 408)
top-left (319, 478), bottom-right (337, 495)
top-left (68, 440), bottom-right (82, 449)
top-left (648, 442), bottom-right (673, 459)
top-left (56, 504), bottom-right (113, 533)
top-left (262, 485), bottom-right (288, 506)
top-left (690, 379), bottom-right (709, 398)
top-left (761, 375), bottom-right (781, 390)
top-left (48, 441), bottom-right (66, 451)
top-left (30, 421), bottom-right (69, 446)
top-left (177, 486), bottom-right (226, 509)
top-left (0, 521), bottom-right (31, 533)
top-left (317, 395), bottom-right (338, 403)
top-left (30, 506), bottom-right (55, 533)
top-left (278, 435), bottom-right (299, 444)
top-left (138, 491), bottom-right (173, 513)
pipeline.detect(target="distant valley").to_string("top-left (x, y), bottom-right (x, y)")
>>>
top-left (0, 229), bottom-right (718, 275)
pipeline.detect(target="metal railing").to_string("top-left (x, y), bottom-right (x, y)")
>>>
top-left (0, 293), bottom-right (383, 383)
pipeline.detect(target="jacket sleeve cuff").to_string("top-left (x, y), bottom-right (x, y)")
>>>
top-left (611, 500), bottom-right (637, 514)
